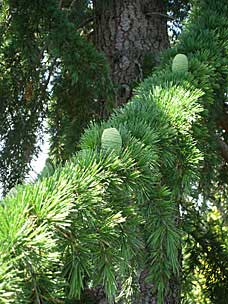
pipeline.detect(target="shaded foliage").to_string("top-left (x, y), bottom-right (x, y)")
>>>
top-left (0, 0), bottom-right (191, 194)
top-left (0, 0), bottom-right (228, 303)
top-left (0, 1), bottom-right (227, 303)
top-left (0, 0), bottom-right (112, 193)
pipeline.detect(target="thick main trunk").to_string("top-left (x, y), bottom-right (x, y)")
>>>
top-left (93, 0), bottom-right (169, 105)
top-left (79, 272), bottom-right (180, 303)
top-left (136, 269), bottom-right (181, 304)
top-left (91, 1), bottom-right (180, 303)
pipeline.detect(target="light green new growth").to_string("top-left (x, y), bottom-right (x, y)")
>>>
top-left (101, 128), bottom-right (122, 153)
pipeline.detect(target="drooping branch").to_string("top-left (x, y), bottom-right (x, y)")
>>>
top-left (58, 0), bottom-right (63, 9)
top-left (77, 16), bottom-right (94, 30)
top-left (143, 11), bottom-right (175, 20)
top-left (69, 0), bottom-right (77, 11)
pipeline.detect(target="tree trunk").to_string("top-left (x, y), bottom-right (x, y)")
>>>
top-left (91, 1), bottom-right (181, 303)
top-left (79, 272), bottom-right (180, 303)
top-left (135, 269), bottom-right (181, 304)
top-left (93, 0), bottom-right (169, 105)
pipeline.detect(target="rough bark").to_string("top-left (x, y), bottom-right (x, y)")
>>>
top-left (79, 271), bottom-right (180, 304)
top-left (89, 1), bottom-right (181, 303)
top-left (135, 269), bottom-right (181, 304)
top-left (93, 0), bottom-right (169, 105)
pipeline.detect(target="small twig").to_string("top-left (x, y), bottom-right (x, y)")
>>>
top-left (144, 11), bottom-right (175, 20)
top-left (58, 0), bottom-right (63, 9)
top-left (43, 58), bottom-right (59, 91)
top-left (77, 16), bottom-right (94, 29)
top-left (60, 0), bottom-right (78, 14)
top-left (69, 0), bottom-right (77, 11)
top-left (26, 261), bottom-right (41, 304)
top-left (40, 294), bottom-right (64, 304)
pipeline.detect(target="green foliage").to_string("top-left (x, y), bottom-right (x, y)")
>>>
top-left (0, 65), bottom-right (214, 304)
top-left (0, 0), bottom-right (227, 303)
top-left (0, 0), bottom-right (112, 193)
top-left (0, 0), bottom-right (195, 193)
top-left (182, 202), bottom-right (228, 303)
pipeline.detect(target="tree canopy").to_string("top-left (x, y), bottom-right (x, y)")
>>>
top-left (0, 0), bottom-right (227, 303)
top-left (0, 0), bottom-right (192, 193)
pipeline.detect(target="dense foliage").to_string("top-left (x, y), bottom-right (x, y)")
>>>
top-left (0, 0), bottom-right (227, 303)
top-left (0, 0), bottom-right (112, 193)
top-left (0, 0), bottom-right (192, 194)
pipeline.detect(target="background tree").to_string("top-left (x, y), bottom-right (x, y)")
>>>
top-left (0, 0), bottom-right (111, 192)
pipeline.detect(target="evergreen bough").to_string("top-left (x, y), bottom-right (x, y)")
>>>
top-left (0, 0), bottom-right (227, 303)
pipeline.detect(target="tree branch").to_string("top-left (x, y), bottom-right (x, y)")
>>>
top-left (60, 0), bottom-right (77, 12)
top-left (58, 0), bottom-right (63, 9)
top-left (43, 58), bottom-right (58, 91)
top-left (144, 11), bottom-right (175, 20)
top-left (69, 0), bottom-right (77, 11)
top-left (77, 16), bottom-right (94, 29)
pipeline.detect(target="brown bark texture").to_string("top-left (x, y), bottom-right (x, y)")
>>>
top-left (78, 271), bottom-right (180, 304)
top-left (90, 1), bottom-right (181, 303)
top-left (93, 0), bottom-right (169, 105)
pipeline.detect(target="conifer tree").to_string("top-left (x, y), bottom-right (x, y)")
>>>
top-left (0, 0), bottom-right (227, 303)
top-left (0, 0), bottom-right (191, 192)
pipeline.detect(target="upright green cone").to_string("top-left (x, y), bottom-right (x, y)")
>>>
top-left (101, 128), bottom-right (122, 153)
top-left (172, 53), bottom-right (189, 74)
